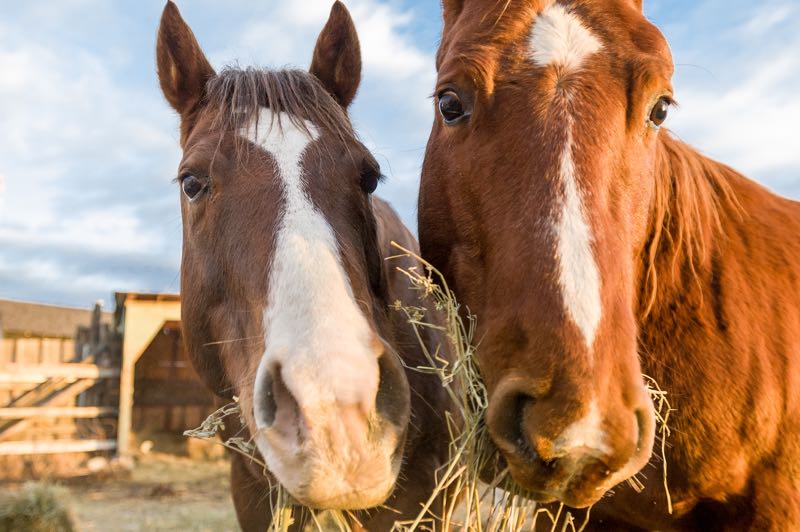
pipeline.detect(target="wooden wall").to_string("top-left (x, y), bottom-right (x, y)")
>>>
top-left (0, 296), bottom-right (217, 478)
top-left (132, 326), bottom-right (215, 436)
top-left (0, 337), bottom-right (76, 405)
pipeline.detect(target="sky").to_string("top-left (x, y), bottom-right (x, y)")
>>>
top-left (0, 0), bottom-right (798, 309)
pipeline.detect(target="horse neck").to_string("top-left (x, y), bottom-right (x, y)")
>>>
top-left (638, 133), bottom-right (740, 323)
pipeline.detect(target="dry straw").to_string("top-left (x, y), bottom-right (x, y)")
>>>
top-left (387, 242), bottom-right (587, 532)
top-left (184, 242), bottom-right (674, 531)
top-left (0, 482), bottom-right (76, 532)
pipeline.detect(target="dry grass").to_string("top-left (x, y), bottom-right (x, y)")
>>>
top-left (0, 482), bottom-right (76, 532)
top-left (0, 450), bottom-right (237, 531)
top-left (183, 242), bottom-right (674, 531)
top-left (71, 453), bottom-right (235, 531)
top-left (639, 375), bottom-right (674, 515)
top-left (387, 243), bottom-right (584, 532)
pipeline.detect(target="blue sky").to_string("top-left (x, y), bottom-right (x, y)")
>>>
top-left (0, 0), bottom-right (798, 309)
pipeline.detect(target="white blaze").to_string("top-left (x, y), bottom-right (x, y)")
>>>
top-left (528, 3), bottom-right (603, 348)
top-left (555, 122), bottom-right (602, 348)
top-left (528, 3), bottom-right (602, 73)
top-left (242, 110), bottom-right (379, 430)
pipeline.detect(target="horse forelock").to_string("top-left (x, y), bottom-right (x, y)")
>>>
top-left (202, 66), bottom-right (358, 160)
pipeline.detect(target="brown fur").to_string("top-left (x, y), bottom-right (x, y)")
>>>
top-left (156, 2), bottom-right (451, 530)
top-left (420, 0), bottom-right (800, 529)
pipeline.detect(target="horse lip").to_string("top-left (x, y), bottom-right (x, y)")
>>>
top-left (290, 474), bottom-right (398, 511)
top-left (498, 419), bottom-right (645, 508)
top-left (598, 399), bottom-right (656, 494)
top-left (255, 429), bottom-right (403, 511)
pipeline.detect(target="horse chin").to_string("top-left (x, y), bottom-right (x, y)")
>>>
top-left (502, 458), bottom-right (607, 509)
top-left (253, 426), bottom-right (404, 510)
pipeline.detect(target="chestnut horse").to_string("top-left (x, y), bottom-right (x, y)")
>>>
top-left (156, 2), bottom-right (451, 530)
top-left (419, 0), bottom-right (799, 529)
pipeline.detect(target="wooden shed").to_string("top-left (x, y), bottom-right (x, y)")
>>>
top-left (114, 292), bottom-right (215, 457)
top-left (0, 293), bottom-right (217, 478)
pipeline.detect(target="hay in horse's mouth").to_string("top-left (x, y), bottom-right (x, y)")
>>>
top-left (388, 242), bottom-right (579, 531)
top-left (182, 244), bottom-right (674, 531)
top-left (184, 400), bottom-right (360, 531)
top-left (386, 242), bottom-right (674, 531)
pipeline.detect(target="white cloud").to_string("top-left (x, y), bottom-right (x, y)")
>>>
top-left (740, 4), bottom-right (794, 36)
top-left (0, 0), bottom-right (435, 306)
top-left (670, 49), bottom-right (800, 176)
top-left (662, 2), bottom-right (800, 195)
top-left (0, 19), bottom-right (182, 305)
top-left (216, 0), bottom-right (430, 80)
top-left (338, 2), bottom-right (429, 80)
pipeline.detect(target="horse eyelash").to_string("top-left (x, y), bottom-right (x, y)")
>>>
top-left (172, 172), bottom-right (209, 184)
top-left (172, 172), bottom-right (191, 184)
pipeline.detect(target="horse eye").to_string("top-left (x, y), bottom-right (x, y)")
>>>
top-left (181, 174), bottom-right (205, 200)
top-left (649, 97), bottom-right (670, 127)
top-left (438, 90), bottom-right (467, 124)
top-left (360, 167), bottom-right (381, 194)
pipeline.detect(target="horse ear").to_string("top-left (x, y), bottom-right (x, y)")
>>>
top-left (156, 1), bottom-right (215, 117)
top-left (442, 0), bottom-right (465, 27)
top-left (309, 1), bottom-right (361, 109)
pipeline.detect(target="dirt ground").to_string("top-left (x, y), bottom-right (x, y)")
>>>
top-left (4, 453), bottom-right (240, 532)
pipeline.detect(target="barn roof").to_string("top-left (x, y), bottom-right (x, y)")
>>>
top-left (0, 298), bottom-right (112, 338)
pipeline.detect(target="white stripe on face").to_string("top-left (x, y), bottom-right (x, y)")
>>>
top-left (528, 3), bottom-right (602, 73)
top-left (527, 4), bottom-right (603, 348)
top-left (241, 109), bottom-right (380, 431)
top-left (555, 120), bottom-right (602, 348)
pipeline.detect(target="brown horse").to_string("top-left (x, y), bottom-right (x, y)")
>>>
top-left (156, 2), bottom-right (451, 530)
top-left (419, 0), bottom-right (800, 529)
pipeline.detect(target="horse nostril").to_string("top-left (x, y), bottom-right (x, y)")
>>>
top-left (486, 387), bottom-right (537, 459)
top-left (375, 346), bottom-right (410, 428)
top-left (542, 456), bottom-right (559, 470)
top-left (254, 369), bottom-right (277, 428)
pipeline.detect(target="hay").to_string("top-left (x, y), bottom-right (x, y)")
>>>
top-left (387, 242), bottom-right (674, 530)
top-left (387, 243), bottom-right (581, 532)
top-left (640, 375), bottom-right (674, 515)
top-left (0, 482), bottom-right (76, 532)
top-left (183, 243), bottom-right (674, 531)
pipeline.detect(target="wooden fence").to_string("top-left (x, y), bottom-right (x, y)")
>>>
top-left (0, 361), bottom-right (119, 455)
top-left (0, 306), bottom-right (120, 468)
top-left (0, 295), bottom-right (216, 477)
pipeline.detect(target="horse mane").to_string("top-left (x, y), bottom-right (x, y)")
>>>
top-left (203, 66), bottom-right (357, 151)
top-left (641, 132), bottom-right (741, 317)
